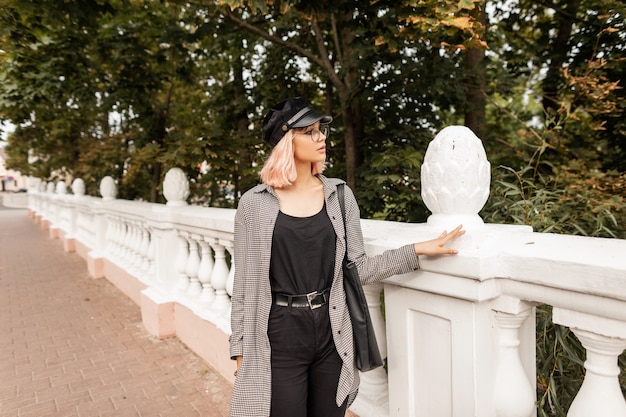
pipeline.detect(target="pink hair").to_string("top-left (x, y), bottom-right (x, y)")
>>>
top-left (260, 130), bottom-right (326, 188)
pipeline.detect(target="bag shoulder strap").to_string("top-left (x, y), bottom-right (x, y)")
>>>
top-left (337, 183), bottom-right (346, 239)
top-left (338, 184), bottom-right (351, 264)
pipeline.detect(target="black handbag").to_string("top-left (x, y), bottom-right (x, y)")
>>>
top-left (338, 184), bottom-right (384, 372)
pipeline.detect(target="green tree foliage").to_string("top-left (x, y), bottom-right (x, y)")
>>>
top-left (0, 0), bottom-right (113, 181)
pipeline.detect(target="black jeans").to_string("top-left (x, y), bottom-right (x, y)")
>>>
top-left (268, 302), bottom-right (348, 417)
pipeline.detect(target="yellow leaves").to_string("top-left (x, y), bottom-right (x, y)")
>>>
top-left (560, 58), bottom-right (622, 125)
top-left (216, 0), bottom-right (269, 12)
top-left (374, 36), bottom-right (387, 47)
top-left (457, 0), bottom-right (478, 10)
top-left (398, 0), bottom-right (486, 51)
top-left (446, 16), bottom-right (472, 30)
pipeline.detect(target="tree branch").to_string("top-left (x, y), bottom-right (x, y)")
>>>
top-left (222, 10), bottom-right (321, 65)
top-left (330, 13), bottom-right (343, 64)
top-left (222, 9), bottom-right (344, 91)
top-left (310, 19), bottom-right (344, 90)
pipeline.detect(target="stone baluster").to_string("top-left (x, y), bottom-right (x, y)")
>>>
top-left (66, 178), bottom-right (84, 248)
top-left (225, 244), bottom-right (235, 318)
top-left (105, 216), bottom-right (118, 256)
top-left (185, 234), bottom-right (202, 296)
top-left (122, 220), bottom-right (132, 263)
top-left (87, 212), bottom-right (96, 249)
top-left (198, 238), bottom-right (216, 306)
top-left (131, 222), bottom-right (145, 276)
top-left (121, 220), bottom-right (133, 267)
top-left (80, 212), bottom-right (88, 248)
top-left (76, 211), bottom-right (84, 243)
top-left (104, 216), bottom-right (113, 255)
top-left (209, 239), bottom-right (230, 311)
top-left (128, 222), bottom-right (138, 268)
top-left (552, 308), bottom-right (626, 417)
top-left (127, 222), bottom-right (138, 272)
top-left (493, 307), bottom-right (535, 417)
top-left (115, 218), bottom-right (128, 263)
top-left (146, 228), bottom-right (156, 279)
top-left (55, 181), bottom-right (69, 233)
top-left (350, 281), bottom-right (390, 416)
top-left (112, 218), bottom-right (124, 261)
top-left (43, 182), bottom-right (55, 227)
top-left (48, 182), bottom-right (58, 229)
top-left (176, 231), bottom-right (190, 292)
top-left (114, 219), bottom-right (124, 258)
top-left (225, 242), bottom-right (234, 298)
top-left (140, 227), bottom-right (152, 278)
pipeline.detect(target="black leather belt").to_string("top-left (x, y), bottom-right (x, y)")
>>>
top-left (273, 288), bottom-right (330, 309)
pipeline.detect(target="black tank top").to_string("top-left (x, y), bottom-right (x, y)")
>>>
top-left (270, 204), bottom-right (336, 295)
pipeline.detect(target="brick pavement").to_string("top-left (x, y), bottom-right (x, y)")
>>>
top-left (0, 209), bottom-right (233, 417)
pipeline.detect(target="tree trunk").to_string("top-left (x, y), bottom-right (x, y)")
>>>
top-left (464, 4), bottom-right (487, 139)
top-left (542, 0), bottom-right (582, 125)
top-left (234, 52), bottom-right (248, 205)
top-left (150, 83), bottom-right (173, 202)
top-left (150, 161), bottom-right (162, 203)
top-left (341, 98), bottom-right (357, 190)
top-left (337, 16), bottom-right (363, 191)
top-left (337, 91), bottom-right (366, 191)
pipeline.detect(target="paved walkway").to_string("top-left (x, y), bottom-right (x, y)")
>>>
top-left (0, 208), bottom-right (233, 417)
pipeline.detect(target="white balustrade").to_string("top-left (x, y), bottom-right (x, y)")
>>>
top-left (26, 129), bottom-right (626, 417)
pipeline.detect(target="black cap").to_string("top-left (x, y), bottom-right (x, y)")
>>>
top-left (262, 97), bottom-right (333, 147)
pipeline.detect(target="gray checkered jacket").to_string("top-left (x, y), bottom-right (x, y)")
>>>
top-left (229, 175), bottom-right (420, 417)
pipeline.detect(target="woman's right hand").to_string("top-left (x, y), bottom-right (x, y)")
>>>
top-left (414, 224), bottom-right (465, 256)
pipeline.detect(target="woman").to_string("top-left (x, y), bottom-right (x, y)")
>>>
top-left (229, 97), bottom-right (464, 417)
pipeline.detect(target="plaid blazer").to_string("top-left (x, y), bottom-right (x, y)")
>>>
top-left (229, 175), bottom-right (420, 417)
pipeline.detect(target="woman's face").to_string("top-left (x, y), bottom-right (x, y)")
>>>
top-left (292, 122), bottom-right (328, 164)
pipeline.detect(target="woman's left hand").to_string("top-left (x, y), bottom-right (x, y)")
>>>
top-left (414, 224), bottom-right (465, 256)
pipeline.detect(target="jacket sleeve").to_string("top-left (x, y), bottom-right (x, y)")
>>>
top-left (229, 203), bottom-right (248, 359)
top-left (343, 184), bottom-right (420, 285)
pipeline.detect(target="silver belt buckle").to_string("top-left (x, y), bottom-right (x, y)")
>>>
top-left (306, 291), bottom-right (322, 309)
